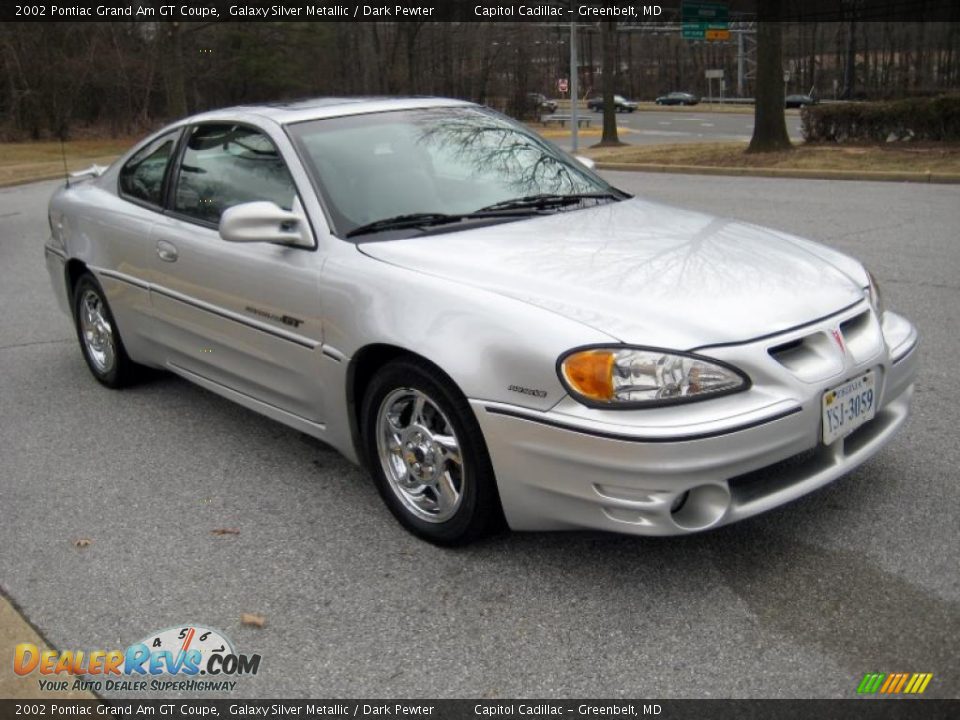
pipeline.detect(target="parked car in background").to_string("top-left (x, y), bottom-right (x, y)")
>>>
top-left (46, 97), bottom-right (918, 545)
top-left (655, 92), bottom-right (700, 106)
top-left (587, 95), bottom-right (638, 112)
top-left (528, 93), bottom-right (558, 114)
top-left (786, 94), bottom-right (818, 108)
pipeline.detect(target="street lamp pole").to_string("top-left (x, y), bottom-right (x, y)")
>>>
top-left (570, 21), bottom-right (579, 153)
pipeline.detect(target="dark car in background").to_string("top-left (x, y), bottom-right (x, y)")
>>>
top-left (528, 93), bottom-right (558, 114)
top-left (786, 94), bottom-right (818, 108)
top-left (587, 95), bottom-right (638, 113)
top-left (655, 92), bottom-right (700, 106)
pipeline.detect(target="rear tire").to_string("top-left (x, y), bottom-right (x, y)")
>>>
top-left (361, 357), bottom-right (504, 545)
top-left (72, 273), bottom-right (139, 388)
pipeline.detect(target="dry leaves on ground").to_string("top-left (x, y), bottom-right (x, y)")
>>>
top-left (241, 613), bottom-right (266, 628)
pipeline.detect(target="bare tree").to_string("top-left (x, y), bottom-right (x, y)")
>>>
top-left (598, 20), bottom-right (623, 146)
top-left (2, 20), bottom-right (959, 141)
top-left (748, 12), bottom-right (792, 153)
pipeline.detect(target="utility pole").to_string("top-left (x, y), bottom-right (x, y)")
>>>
top-left (570, 21), bottom-right (579, 152)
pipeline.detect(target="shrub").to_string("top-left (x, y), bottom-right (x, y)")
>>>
top-left (801, 96), bottom-right (960, 143)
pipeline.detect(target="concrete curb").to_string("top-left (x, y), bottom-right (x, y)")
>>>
top-left (594, 162), bottom-right (960, 184)
top-left (0, 591), bottom-right (98, 699)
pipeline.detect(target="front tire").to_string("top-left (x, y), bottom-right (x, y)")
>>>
top-left (361, 358), bottom-right (503, 545)
top-left (72, 273), bottom-right (138, 388)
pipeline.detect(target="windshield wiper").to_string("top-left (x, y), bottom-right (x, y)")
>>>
top-left (345, 192), bottom-right (626, 238)
top-left (477, 191), bottom-right (622, 213)
top-left (345, 208), bottom-right (543, 238)
top-left (346, 213), bottom-right (465, 238)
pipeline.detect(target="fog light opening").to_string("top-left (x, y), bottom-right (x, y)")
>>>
top-left (670, 491), bottom-right (689, 513)
top-left (671, 484), bottom-right (731, 531)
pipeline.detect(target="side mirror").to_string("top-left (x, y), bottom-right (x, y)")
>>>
top-left (219, 201), bottom-right (313, 248)
top-left (575, 155), bottom-right (596, 170)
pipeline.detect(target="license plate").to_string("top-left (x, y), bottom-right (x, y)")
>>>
top-left (822, 371), bottom-right (877, 446)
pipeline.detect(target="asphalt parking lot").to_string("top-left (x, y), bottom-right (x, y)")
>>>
top-left (1, 174), bottom-right (957, 699)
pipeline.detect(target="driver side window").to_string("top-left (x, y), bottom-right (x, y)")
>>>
top-left (173, 124), bottom-right (297, 225)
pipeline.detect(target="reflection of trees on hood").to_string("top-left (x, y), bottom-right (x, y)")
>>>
top-left (414, 109), bottom-right (593, 196)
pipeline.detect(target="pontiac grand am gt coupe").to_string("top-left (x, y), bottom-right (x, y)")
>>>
top-left (45, 97), bottom-right (918, 544)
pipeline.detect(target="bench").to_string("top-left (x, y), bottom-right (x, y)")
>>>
top-left (541, 114), bottom-right (592, 128)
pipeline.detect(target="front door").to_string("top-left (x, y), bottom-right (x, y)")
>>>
top-left (148, 123), bottom-right (326, 424)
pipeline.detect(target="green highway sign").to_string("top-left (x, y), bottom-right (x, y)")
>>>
top-left (682, 1), bottom-right (729, 23)
top-left (682, 1), bottom-right (729, 40)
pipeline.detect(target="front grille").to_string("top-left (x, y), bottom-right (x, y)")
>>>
top-left (767, 308), bottom-right (882, 383)
top-left (727, 446), bottom-right (830, 504)
top-left (767, 331), bottom-right (844, 382)
top-left (727, 404), bottom-right (893, 507)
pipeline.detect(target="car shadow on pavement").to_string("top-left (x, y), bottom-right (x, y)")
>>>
top-left (462, 517), bottom-right (958, 696)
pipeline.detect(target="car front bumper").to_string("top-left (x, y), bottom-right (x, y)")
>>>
top-left (471, 305), bottom-right (918, 536)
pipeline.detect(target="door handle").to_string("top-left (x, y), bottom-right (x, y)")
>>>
top-left (156, 240), bottom-right (178, 263)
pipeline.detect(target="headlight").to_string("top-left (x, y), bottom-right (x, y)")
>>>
top-left (558, 346), bottom-right (749, 408)
top-left (867, 270), bottom-right (885, 318)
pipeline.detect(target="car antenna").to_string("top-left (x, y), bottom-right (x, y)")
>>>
top-left (59, 127), bottom-right (70, 189)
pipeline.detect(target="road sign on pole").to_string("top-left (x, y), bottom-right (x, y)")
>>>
top-left (570, 22), bottom-right (578, 153)
top-left (682, 1), bottom-right (729, 41)
top-left (706, 29), bottom-right (731, 41)
top-left (558, 78), bottom-right (568, 95)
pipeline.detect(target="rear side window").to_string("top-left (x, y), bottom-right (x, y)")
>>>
top-left (173, 124), bottom-right (297, 225)
top-left (118, 131), bottom-right (178, 207)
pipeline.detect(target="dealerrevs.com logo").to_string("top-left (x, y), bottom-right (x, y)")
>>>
top-left (14, 625), bottom-right (260, 693)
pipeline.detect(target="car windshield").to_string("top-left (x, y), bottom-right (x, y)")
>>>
top-left (287, 106), bottom-right (615, 238)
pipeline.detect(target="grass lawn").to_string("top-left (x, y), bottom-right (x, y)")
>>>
top-left (0, 138), bottom-right (136, 186)
top-left (583, 141), bottom-right (960, 175)
top-left (534, 124), bottom-right (631, 140)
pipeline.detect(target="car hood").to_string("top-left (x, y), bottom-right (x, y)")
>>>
top-left (358, 198), bottom-right (867, 349)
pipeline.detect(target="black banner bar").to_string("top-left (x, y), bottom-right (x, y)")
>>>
top-left (4, 1), bottom-right (960, 23)
top-left (1, 700), bottom-right (959, 720)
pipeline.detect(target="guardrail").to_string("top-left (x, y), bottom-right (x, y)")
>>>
top-left (540, 114), bottom-right (592, 128)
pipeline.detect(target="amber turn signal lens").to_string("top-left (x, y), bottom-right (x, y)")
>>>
top-left (561, 350), bottom-right (616, 401)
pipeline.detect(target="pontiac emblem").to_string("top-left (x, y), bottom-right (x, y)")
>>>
top-left (831, 328), bottom-right (847, 355)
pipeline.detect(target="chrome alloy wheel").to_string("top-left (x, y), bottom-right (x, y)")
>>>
top-left (376, 388), bottom-right (464, 523)
top-left (78, 289), bottom-right (116, 374)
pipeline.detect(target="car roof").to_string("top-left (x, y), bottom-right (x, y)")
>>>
top-left (186, 96), bottom-right (476, 126)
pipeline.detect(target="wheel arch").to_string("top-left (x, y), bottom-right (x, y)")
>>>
top-left (346, 343), bottom-right (466, 469)
top-left (65, 258), bottom-right (89, 307)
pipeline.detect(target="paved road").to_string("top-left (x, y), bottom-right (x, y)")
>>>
top-left (1, 176), bottom-right (957, 699)
top-left (552, 108), bottom-right (804, 150)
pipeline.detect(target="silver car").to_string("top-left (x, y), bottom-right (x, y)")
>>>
top-left (45, 98), bottom-right (918, 544)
